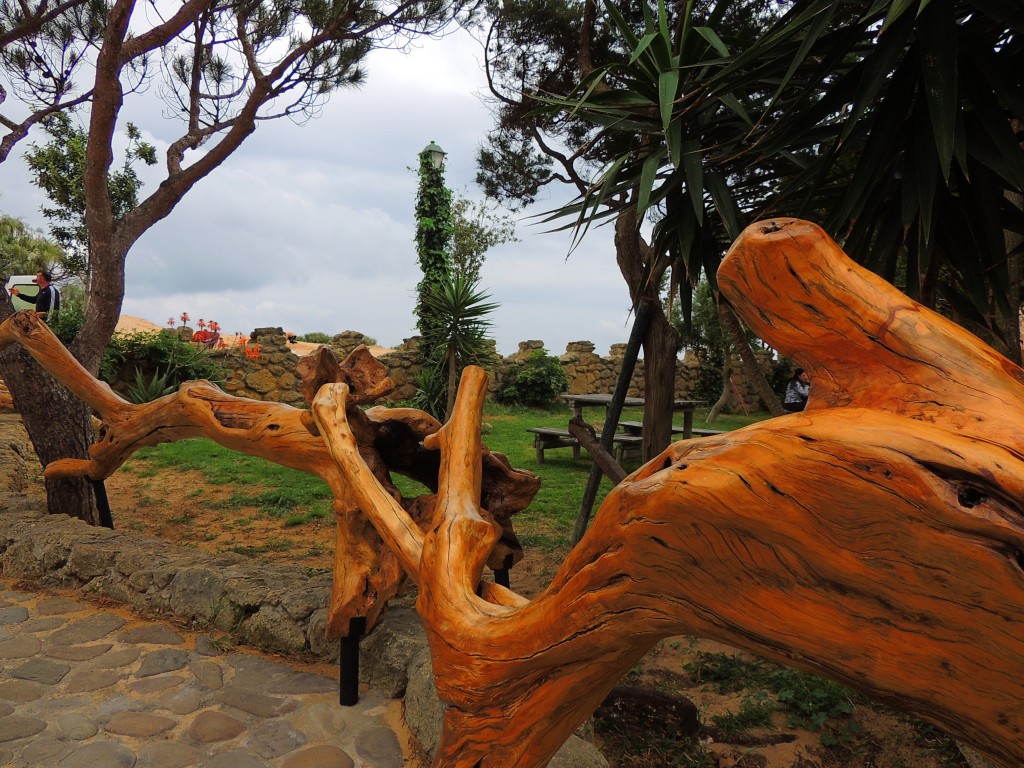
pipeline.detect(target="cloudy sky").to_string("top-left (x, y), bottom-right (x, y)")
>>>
top-left (1, 29), bottom-right (636, 356)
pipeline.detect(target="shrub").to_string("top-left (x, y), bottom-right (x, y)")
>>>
top-left (49, 301), bottom-right (85, 345)
top-left (498, 349), bottom-right (568, 407)
top-left (101, 331), bottom-right (222, 394)
top-left (411, 363), bottom-right (446, 420)
top-left (125, 366), bottom-right (178, 403)
top-left (298, 331), bottom-right (331, 344)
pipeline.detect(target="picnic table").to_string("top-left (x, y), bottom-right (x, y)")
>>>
top-left (526, 394), bottom-right (710, 463)
top-left (525, 426), bottom-right (643, 463)
top-left (560, 393), bottom-right (705, 439)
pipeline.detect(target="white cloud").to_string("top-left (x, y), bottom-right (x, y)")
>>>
top-left (1, 28), bottom-right (637, 355)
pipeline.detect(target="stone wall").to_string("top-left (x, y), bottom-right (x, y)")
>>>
top-left (0, 499), bottom-right (338, 660)
top-left (118, 326), bottom-right (778, 411)
top-left (209, 327), bottom-right (306, 406)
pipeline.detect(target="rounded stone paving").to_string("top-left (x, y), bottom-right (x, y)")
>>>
top-left (0, 580), bottom-right (411, 767)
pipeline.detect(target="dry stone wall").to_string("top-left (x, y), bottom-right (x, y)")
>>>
top-left (0, 498), bottom-right (338, 660)
top-left (214, 329), bottom-right (778, 408)
top-left (91, 325), bottom-right (777, 410)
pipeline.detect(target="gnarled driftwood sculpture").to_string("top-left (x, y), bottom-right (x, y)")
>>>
top-left (307, 219), bottom-right (1023, 768)
top-left (2, 218), bottom-right (1022, 767)
top-left (0, 316), bottom-right (538, 637)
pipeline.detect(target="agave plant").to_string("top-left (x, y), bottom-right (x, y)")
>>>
top-left (125, 366), bottom-right (178, 404)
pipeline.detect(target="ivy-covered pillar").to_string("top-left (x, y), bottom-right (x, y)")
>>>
top-left (414, 141), bottom-right (453, 364)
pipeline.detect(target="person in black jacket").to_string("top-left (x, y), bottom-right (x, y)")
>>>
top-left (9, 271), bottom-right (60, 323)
top-left (783, 368), bottom-right (810, 412)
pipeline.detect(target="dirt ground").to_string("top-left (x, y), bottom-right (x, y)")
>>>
top-left (97, 465), bottom-right (970, 768)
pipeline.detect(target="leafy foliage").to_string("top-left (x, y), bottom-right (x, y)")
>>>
top-left (24, 114), bottom-right (156, 278)
top-left (450, 194), bottom-right (519, 284)
top-left (299, 331), bottom-right (332, 344)
top-left (0, 214), bottom-right (65, 277)
top-left (411, 361), bottom-right (449, 421)
top-left (101, 331), bottom-right (222, 394)
top-left (49, 294), bottom-right (85, 345)
top-left (537, 0), bottom-right (1024, 359)
top-left (415, 148), bottom-right (455, 356)
top-left (498, 349), bottom-right (569, 407)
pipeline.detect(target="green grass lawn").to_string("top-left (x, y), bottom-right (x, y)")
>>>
top-left (124, 402), bottom-right (769, 549)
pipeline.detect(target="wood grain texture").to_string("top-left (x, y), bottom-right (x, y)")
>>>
top-left (4, 217), bottom-right (1022, 767)
top-left (312, 219), bottom-right (1024, 768)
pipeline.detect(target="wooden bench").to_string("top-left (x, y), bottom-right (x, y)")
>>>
top-left (618, 421), bottom-right (686, 436)
top-left (610, 434), bottom-right (642, 462)
top-left (526, 427), bottom-right (589, 462)
top-left (526, 427), bottom-right (651, 463)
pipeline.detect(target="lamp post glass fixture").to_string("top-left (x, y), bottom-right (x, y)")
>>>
top-left (424, 140), bottom-right (446, 169)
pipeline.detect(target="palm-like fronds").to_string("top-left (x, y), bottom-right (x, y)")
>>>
top-left (538, 0), bottom-right (1024, 357)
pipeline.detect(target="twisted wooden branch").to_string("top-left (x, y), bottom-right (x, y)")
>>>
top-left (313, 219), bottom-right (1024, 768)
top-left (0, 316), bottom-right (537, 636)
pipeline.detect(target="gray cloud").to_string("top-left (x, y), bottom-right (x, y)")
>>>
top-left (2, 30), bottom-right (638, 355)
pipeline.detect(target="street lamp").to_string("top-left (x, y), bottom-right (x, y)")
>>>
top-left (423, 140), bottom-right (446, 169)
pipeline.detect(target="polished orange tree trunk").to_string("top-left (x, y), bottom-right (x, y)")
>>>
top-left (312, 219), bottom-right (1024, 768)
top-left (2, 218), bottom-right (1022, 767)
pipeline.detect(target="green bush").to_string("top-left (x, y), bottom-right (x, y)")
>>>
top-left (49, 301), bottom-right (85, 345)
top-left (498, 349), bottom-right (568, 407)
top-left (298, 331), bottom-right (331, 344)
top-left (411, 362), bottom-right (446, 420)
top-left (101, 331), bottom-right (222, 394)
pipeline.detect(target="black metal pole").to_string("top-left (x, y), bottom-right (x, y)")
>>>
top-left (570, 300), bottom-right (653, 546)
top-left (339, 616), bottom-right (366, 706)
top-left (493, 554), bottom-right (514, 589)
top-left (92, 479), bottom-right (114, 529)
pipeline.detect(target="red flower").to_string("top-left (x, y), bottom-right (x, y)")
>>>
top-left (197, 319), bottom-right (207, 330)
top-left (180, 312), bottom-right (190, 325)
top-left (167, 317), bottom-right (176, 327)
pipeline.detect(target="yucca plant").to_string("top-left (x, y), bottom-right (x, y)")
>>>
top-left (420, 273), bottom-right (500, 420)
top-left (539, 0), bottom-right (1024, 361)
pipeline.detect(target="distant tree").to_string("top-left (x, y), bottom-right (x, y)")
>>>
top-left (0, 0), bottom-right (473, 525)
top-left (24, 114), bottom-right (157, 287)
top-left (0, 214), bottom-right (64, 277)
top-left (450, 194), bottom-right (518, 284)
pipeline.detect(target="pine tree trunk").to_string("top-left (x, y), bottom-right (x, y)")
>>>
top-left (0, 343), bottom-right (98, 525)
